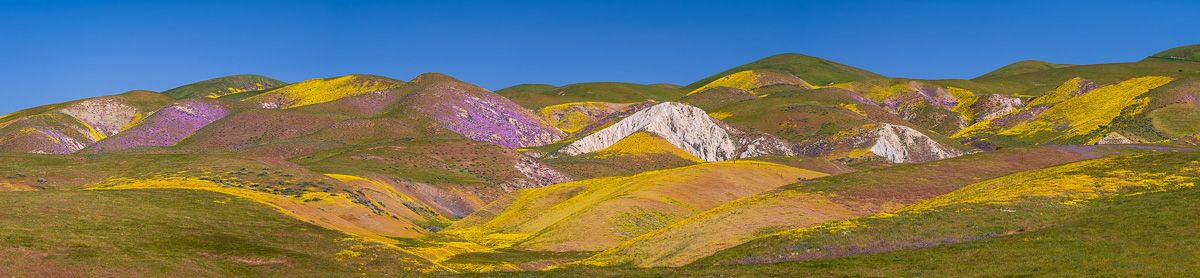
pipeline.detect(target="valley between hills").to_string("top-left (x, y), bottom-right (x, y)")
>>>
top-left (2, 44), bottom-right (1200, 277)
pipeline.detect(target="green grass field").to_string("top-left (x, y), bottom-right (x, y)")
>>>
top-left (0, 189), bottom-right (443, 277)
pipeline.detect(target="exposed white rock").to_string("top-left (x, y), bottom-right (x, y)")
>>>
top-left (869, 123), bottom-right (965, 163)
top-left (1094, 132), bottom-right (1145, 145)
top-left (560, 102), bottom-right (792, 162)
top-left (56, 98), bottom-right (142, 140)
top-left (972, 94), bottom-right (1025, 122)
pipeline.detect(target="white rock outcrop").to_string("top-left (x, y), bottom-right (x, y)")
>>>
top-left (1094, 132), bottom-right (1145, 145)
top-left (971, 94), bottom-right (1025, 122)
top-left (869, 123), bottom-right (965, 163)
top-left (559, 102), bottom-right (792, 162)
top-left (56, 98), bottom-right (142, 140)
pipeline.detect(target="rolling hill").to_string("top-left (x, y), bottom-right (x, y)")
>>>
top-left (1140, 44), bottom-right (1200, 63)
top-left (244, 74), bottom-right (406, 109)
top-left (499, 82), bottom-right (685, 109)
top-left (0, 90), bottom-right (175, 154)
top-left (683, 53), bottom-right (884, 90)
top-left (973, 60), bottom-right (1073, 80)
top-left (161, 74), bottom-right (288, 99)
top-left (438, 160), bottom-right (826, 271)
top-left (572, 145), bottom-right (1168, 268)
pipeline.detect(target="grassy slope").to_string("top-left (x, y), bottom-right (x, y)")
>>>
top-left (162, 74), bottom-right (288, 99)
top-left (688, 69), bottom-right (811, 96)
top-left (683, 53), bottom-right (884, 91)
top-left (676, 86), bottom-right (759, 111)
top-left (738, 156), bottom-right (854, 175)
top-left (698, 150), bottom-right (1199, 266)
top-left (711, 91), bottom-right (876, 142)
top-left (921, 78), bottom-right (1034, 96)
top-left (973, 60), bottom-right (1072, 80)
top-left (1140, 44), bottom-right (1200, 63)
top-left (572, 145), bottom-right (1168, 268)
top-left (494, 84), bottom-right (558, 95)
top-left (244, 74), bottom-right (406, 109)
top-left (824, 78), bottom-right (980, 135)
top-left (1116, 76), bottom-right (1200, 140)
top-left (0, 189), bottom-right (444, 276)
top-left (976, 76), bottom-right (1177, 145)
top-left (0, 151), bottom-right (457, 242)
top-left (535, 102), bottom-right (632, 135)
top-left (466, 175), bottom-right (1200, 277)
top-left (992, 62), bottom-right (1200, 96)
top-left (503, 82), bottom-right (684, 109)
top-left (291, 137), bottom-right (556, 217)
top-left (441, 161), bottom-right (826, 252)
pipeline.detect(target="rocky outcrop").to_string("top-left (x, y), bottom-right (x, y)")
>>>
top-left (797, 123), bottom-right (965, 163)
top-left (870, 124), bottom-right (965, 163)
top-left (559, 102), bottom-right (793, 162)
top-left (1094, 132), bottom-right (1147, 145)
top-left (970, 94), bottom-right (1024, 122)
top-left (572, 102), bottom-right (657, 137)
top-left (56, 98), bottom-right (143, 140)
top-left (0, 114), bottom-right (94, 154)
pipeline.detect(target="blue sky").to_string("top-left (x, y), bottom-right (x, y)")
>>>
top-left (1, 0), bottom-right (1198, 114)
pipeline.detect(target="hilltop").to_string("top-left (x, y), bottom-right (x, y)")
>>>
top-left (973, 60), bottom-right (1073, 80)
top-left (1140, 44), bottom-right (1200, 63)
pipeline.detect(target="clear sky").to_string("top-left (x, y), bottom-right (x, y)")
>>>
top-left (1, 0), bottom-right (1198, 114)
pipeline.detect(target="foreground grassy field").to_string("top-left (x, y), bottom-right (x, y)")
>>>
top-left (465, 151), bottom-right (1200, 277)
top-left (0, 189), bottom-right (444, 276)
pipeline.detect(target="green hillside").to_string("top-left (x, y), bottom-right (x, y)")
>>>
top-left (1140, 44), bottom-right (1200, 63)
top-left (494, 84), bottom-right (558, 95)
top-left (162, 74), bottom-right (288, 99)
top-left (501, 82), bottom-right (684, 109)
top-left (973, 60), bottom-right (1073, 80)
top-left (0, 189), bottom-right (444, 276)
top-left (684, 53), bottom-right (884, 90)
top-left (991, 62), bottom-right (1200, 97)
top-left (573, 145), bottom-right (1167, 268)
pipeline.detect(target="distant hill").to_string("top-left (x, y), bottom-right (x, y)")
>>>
top-left (243, 74), bottom-right (405, 109)
top-left (1140, 44), bottom-right (1200, 63)
top-left (973, 60), bottom-right (1073, 80)
top-left (684, 53), bottom-right (884, 90)
top-left (162, 74), bottom-right (288, 99)
top-left (494, 83), bottom-right (558, 95)
top-left (500, 82), bottom-right (685, 109)
top-left (988, 62), bottom-right (1200, 97)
